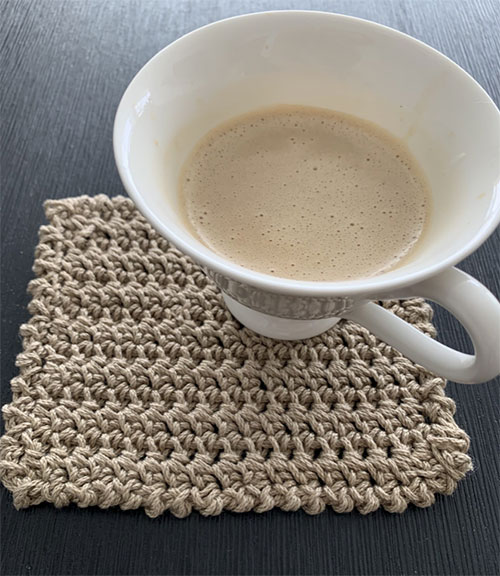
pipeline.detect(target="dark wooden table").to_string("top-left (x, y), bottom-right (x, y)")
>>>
top-left (1, 1), bottom-right (499, 575)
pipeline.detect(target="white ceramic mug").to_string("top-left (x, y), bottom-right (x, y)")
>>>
top-left (113, 11), bottom-right (500, 384)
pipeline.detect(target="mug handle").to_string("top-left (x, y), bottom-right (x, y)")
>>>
top-left (343, 267), bottom-right (500, 384)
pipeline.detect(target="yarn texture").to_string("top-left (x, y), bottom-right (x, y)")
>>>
top-left (0, 195), bottom-right (471, 517)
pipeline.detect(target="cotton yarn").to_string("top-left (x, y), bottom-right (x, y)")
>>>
top-left (0, 195), bottom-right (471, 517)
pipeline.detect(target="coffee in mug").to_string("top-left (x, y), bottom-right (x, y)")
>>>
top-left (115, 11), bottom-right (500, 383)
top-left (179, 105), bottom-right (431, 281)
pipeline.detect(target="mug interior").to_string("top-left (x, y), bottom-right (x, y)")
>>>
top-left (114, 11), bottom-right (500, 295)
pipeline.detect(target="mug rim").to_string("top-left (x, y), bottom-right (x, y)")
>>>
top-left (113, 10), bottom-right (500, 297)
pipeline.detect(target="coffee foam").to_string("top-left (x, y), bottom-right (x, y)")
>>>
top-left (179, 105), bottom-right (430, 281)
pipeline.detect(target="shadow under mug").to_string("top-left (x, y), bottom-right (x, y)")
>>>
top-left (114, 11), bottom-right (500, 384)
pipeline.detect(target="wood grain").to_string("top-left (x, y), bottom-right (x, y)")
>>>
top-left (1, 1), bottom-right (499, 575)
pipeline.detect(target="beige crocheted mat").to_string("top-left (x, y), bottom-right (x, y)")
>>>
top-left (0, 195), bottom-right (471, 518)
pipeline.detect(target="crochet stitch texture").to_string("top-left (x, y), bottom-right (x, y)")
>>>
top-left (0, 195), bottom-right (471, 517)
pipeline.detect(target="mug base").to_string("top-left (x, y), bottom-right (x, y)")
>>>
top-left (222, 293), bottom-right (340, 340)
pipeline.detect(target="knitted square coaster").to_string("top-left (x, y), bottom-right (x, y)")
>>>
top-left (0, 195), bottom-right (471, 517)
